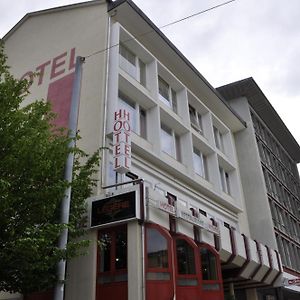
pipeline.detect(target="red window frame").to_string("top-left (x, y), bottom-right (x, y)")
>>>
top-left (174, 234), bottom-right (201, 285)
top-left (145, 223), bottom-right (173, 278)
top-left (198, 242), bottom-right (224, 295)
top-left (97, 225), bottom-right (128, 284)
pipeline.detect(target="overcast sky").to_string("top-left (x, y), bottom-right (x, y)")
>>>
top-left (1, 0), bottom-right (300, 164)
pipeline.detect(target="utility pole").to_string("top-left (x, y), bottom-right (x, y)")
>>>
top-left (53, 56), bottom-right (85, 300)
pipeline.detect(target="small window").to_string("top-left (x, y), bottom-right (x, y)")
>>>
top-left (118, 92), bottom-right (137, 132)
top-left (219, 167), bottom-right (230, 194)
top-left (119, 43), bottom-right (146, 86)
top-left (139, 108), bottom-right (147, 139)
top-left (189, 105), bottom-right (202, 133)
top-left (193, 147), bottom-right (207, 179)
top-left (213, 126), bottom-right (224, 152)
top-left (160, 124), bottom-right (181, 161)
top-left (176, 239), bottom-right (196, 275)
top-left (158, 76), bottom-right (177, 113)
top-left (147, 228), bottom-right (169, 269)
top-left (118, 92), bottom-right (147, 138)
top-left (115, 231), bottom-right (127, 270)
top-left (200, 248), bottom-right (218, 280)
top-left (99, 233), bottom-right (112, 272)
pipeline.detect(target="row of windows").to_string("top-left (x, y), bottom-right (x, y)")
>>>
top-left (269, 199), bottom-right (300, 244)
top-left (117, 50), bottom-right (234, 195)
top-left (263, 168), bottom-right (300, 219)
top-left (98, 226), bottom-right (220, 281)
top-left (276, 234), bottom-right (300, 272)
top-left (251, 111), bottom-right (299, 178)
top-left (258, 139), bottom-right (300, 196)
top-left (119, 42), bottom-right (228, 157)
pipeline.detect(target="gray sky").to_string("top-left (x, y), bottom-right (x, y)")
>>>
top-left (1, 0), bottom-right (300, 164)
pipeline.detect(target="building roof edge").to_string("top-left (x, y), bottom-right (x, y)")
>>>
top-left (217, 77), bottom-right (300, 163)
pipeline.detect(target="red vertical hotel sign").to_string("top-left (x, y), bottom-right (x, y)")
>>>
top-left (113, 109), bottom-right (131, 173)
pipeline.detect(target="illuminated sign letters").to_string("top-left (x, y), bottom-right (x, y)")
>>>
top-left (91, 191), bottom-right (136, 227)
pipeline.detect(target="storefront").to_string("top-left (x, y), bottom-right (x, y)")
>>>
top-left (90, 181), bottom-right (224, 300)
top-left (89, 178), bottom-right (283, 300)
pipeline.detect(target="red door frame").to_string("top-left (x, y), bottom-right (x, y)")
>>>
top-left (96, 225), bottom-right (128, 300)
top-left (145, 223), bottom-right (174, 300)
top-left (173, 234), bottom-right (202, 300)
top-left (198, 242), bottom-right (224, 300)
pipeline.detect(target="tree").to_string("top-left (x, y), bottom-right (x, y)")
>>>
top-left (0, 42), bottom-right (100, 295)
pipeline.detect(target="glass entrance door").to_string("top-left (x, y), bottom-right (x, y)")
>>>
top-left (96, 226), bottom-right (128, 300)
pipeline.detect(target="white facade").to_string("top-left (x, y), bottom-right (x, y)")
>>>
top-left (1, 1), bottom-right (291, 300)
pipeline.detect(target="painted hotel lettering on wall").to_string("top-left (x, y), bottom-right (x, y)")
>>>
top-left (21, 48), bottom-right (76, 128)
top-left (113, 109), bottom-right (131, 174)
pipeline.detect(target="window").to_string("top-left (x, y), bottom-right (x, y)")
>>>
top-left (98, 227), bottom-right (127, 274)
top-left (118, 92), bottom-right (147, 138)
top-left (176, 239), bottom-right (196, 275)
top-left (213, 126), bottom-right (224, 152)
top-left (147, 228), bottom-right (168, 269)
top-left (99, 232), bottom-right (112, 272)
top-left (115, 230), bottom-right (127, 269)
top-left (119, 43), bottom-right (146, 86)
top-left (219, 167), bottom-right (230, 194)
top-left (193, 147), bottom-right (207, 179)
top-left (158, 76), bottom-right (177, 113)
top-left (160, 124), bottom-right (181, 161)
top-left (189, 105), bottom-right (202, 133)
top-left (200, 248), bottom-right (218, 280)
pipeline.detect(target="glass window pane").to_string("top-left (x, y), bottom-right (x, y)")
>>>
top-left (115, 230), bottom-right (127, 270)
top-left (139, 108), bottom-right (147, 139)
top-left (171, 89), bottom-right (177, 113)
top-left (176, 239), bottom-right (196, 275)
top-left (201, 248), bottom-right (218, 280)
top-left (139, 59), bottom-right (146, 86)
top-left (147, 228), bottom-right (168, 268)
top-left (189, 105), bottom-right (197, 126)
top-left (158, 76), bottom-right (171, 106)
top-left (118, 93), bottom-right (137, 132)
top-left (119, 44), bottom-right (137, 79)
top-left (175, 134), bottom-right (181, 162)
top-left (99, 233), bottom-right (112, 272)
top-left (161, 124), bottom-right (174, 156)
top-left (119, 44), bottom-right (135, 65)
top-left (193, 148), bottom-right (205, 177)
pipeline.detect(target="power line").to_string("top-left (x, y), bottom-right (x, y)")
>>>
top-left (85, 0), bottom-right (237, 59)
top-left (160, 0), bottom-right (236, 29)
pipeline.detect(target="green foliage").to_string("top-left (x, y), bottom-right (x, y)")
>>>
top-left (0, 41), bottom-right (100, 295)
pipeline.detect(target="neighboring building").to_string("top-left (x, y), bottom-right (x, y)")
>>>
top-left (218, 78), bottom-right (300, 300)
top-left (2, 1), bottom-right (299, 300)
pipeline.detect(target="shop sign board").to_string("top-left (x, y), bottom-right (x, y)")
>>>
top-left (113, 109), bottom-right (131, 174)
top-left (91, 191), bottom-right (137, 228)
top-left (177, 206), bottom-right (220, 235)
top-left (148, 198), bottom-right (176, 215)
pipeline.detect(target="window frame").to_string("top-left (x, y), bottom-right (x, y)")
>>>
top-left (213, 126), bottom-right (225, 152)
top-left (145, 223), bottom-right (173, 280)
top-left (119, 43), bottom-right (146, 86)
top-left (158, 76), bottom-right (177, 113)
top-left (160, 123), bottom-right (181, 161)
top-left (189, 104), bottom-right (203, 133)
top-left (97, 226), bottom-right (128, 283)
top-left (219, 167), bottom-right (231, 195)
top-left (118, 91), bottom-right (147, 139)
top-left (193, 147), bottom-right (208, 179)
